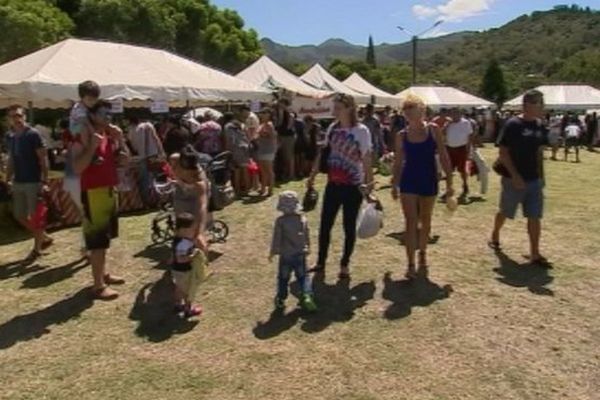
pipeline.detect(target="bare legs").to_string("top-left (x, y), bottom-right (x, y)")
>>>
top-left (401, 194), bottom-right (436, 278)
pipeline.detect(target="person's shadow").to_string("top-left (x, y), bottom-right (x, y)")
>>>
top-left (252, 272), bottom-right (376, 339)
top-left (0, 259), bottom-right (46, 281)
top-left (300, 272), bottom-right (376, 334)
top-left (134, 244), bottom-right (223, 270)
top-left (382, 271), bottom-right (453, 320)
top-left (492, 249), bottom-right (554, 296)
top-left (21, 257), bottom-right (89, 289)
top-left (0, 288), bottom-right (94, 350)
top-left (128, 271), bottom-right (198, 343)
top-left (386, 232), bottom-right (441, 246)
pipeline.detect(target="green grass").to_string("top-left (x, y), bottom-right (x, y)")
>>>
top-left (1, 147), bottom-right (599, 400)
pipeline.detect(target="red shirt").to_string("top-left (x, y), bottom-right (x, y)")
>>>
top-left (80, 133), bottom-right (119, 190)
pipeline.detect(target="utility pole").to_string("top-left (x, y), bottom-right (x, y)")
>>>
top-left (398, 20), bottom-right (444, 85)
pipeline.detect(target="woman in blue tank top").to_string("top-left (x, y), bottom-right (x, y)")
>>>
top-left (391, 95), bottom-right (454, 279)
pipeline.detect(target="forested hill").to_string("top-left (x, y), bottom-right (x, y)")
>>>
top-left (263, 6), bottom-right (600, 96)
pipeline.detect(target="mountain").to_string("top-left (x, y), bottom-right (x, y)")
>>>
top-left (260, 32), bottom-right (474, 66)
top-left (260, 6), bottom-right (600, 96)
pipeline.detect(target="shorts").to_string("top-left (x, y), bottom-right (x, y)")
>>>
top-left (172, 251), bottom-right (206, 302)
top-left (256, 153), bottom-right (276, 162)
top-left (565, 136), bottom-right (580, 147)
top-left (500, 178), bottom-right (544, 220)
top-left (446, 146), bottom-right (468, 172)
top-left (82, 187), bottom-right (119, 250)
top-left (278, 136), bottom-right (296, 161)
top-left (12, 182), bottom-right (40, 220)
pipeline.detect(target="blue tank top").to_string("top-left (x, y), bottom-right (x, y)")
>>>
top-left (399, 127), bottom-right (439, 196)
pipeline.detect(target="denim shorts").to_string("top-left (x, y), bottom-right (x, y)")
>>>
top-left (500, 178), bottom-right (544, 219)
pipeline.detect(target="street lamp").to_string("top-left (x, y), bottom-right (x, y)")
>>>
top-left (397, 20), bottom-right (444, 85)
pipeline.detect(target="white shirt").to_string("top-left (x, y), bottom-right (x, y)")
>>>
top-left (565, 124), bottom-right (582, 139)
top-left (445, 118), bottom-right (474, 148)
top-left (130, 122), bottom-right (160, 158)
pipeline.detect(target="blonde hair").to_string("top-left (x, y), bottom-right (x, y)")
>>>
top-left (334, 93), bottom-right (358, 126)
top-left (402, 94), bottom-right (426, 110)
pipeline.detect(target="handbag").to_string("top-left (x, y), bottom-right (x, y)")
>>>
top-left (302, 188), bottom-right (319, 212)
top-left (492, 158), bottom-right (511, 178)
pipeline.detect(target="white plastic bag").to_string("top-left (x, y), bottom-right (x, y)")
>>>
top-left (357, 202), bottom-right (383, 239)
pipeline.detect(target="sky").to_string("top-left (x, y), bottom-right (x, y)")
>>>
top-left (211, 0), bottom-right (600, 45)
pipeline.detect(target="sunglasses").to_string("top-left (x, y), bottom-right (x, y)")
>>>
top-left (9, 113), bottom-right (25, 119)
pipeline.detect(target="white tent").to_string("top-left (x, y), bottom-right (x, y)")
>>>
top-left (300, 64), bottom-right (370, 104)
top-left (505, 85), bottom-right (600, 110)
top-left (236, 56), bottom-right (331, 99)
top-left (396, 85), bottom-right (494, 110)
top-left (343, 72), bottom-right (400, 108)
top-left (0, 38), bottom-right (271, 109)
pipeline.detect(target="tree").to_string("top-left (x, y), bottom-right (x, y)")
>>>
top-left (0, 0), bottom-right (74, 63)
top-left (75, 0), bottom-right (262, 72)
top-left (481, 59), bottom-right (508, 106)
top-left (366, 35), bottom-right (376, 68)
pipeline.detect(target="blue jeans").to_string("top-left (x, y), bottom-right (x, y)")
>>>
top-left (137, 162), bottom-right (153, 206)
top-left (277, 253), bottom-right (311, 300)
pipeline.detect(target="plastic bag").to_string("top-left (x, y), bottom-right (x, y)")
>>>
top-left (357, 202), bottom-right (383, 239)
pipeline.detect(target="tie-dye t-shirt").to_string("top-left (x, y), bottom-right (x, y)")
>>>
top-left (325, 123), bottom-right (372, 186)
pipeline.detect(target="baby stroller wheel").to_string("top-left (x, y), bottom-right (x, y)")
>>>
top-left (209, 220), bottom-right (229, 243)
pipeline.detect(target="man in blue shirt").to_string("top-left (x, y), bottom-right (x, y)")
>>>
top-left (5, 105), bottom-right (53, 261)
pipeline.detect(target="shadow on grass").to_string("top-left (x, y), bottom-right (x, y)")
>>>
top-left (386, 232), bottom-right (440, 246)
top-left (129, 272), bottom-right (198, 343)
top-left (492, 249), bottom-right (554, 296)
top-left (300, 273), bottom-right (375, 334)
top-left (382, 271), bottom-right (452, 320)
top-left (134, 244), bottom-right (223, 270)
top-left (0, 259), bottom-right (46, 281)
top-left (21, 257), bottom-right (89, 289)
top-left (0, 288), bottom-right (93, 350)
top-left (241, 195), bottom-right (270, 205)
top-left (252, 272), bottom-right (376, 339)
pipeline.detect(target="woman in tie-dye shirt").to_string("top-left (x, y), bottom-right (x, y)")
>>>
top-left (307, 94), bottom-right (374, 279)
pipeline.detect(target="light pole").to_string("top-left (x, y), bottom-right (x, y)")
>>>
top-left (397, 20), bottom-right (444, 85)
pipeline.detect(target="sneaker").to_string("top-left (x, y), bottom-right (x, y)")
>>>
top-left (184, 305), bottom-right (203, 318)
top-left (300, 294), bottom-right (317, 313)
top-left (274, 297), bottom-right (285, 310)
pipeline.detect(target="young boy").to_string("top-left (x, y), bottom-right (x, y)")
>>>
top-left (70, 80), bottom-right (101, 163)
top-left (172, 212), bottom-right (206, 318)
top-left (269, 191), bottom-right (317, 312)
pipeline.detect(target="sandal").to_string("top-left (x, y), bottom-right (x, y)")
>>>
top-left (487, 240), bottom-right (501, 250)
top-left (405, 264), bottom-right (417, 280)
top-left (41, 237), bottom-right (54, 250)
top-left (338, 266), bottom-right (350, 280)
top-left (104, 274), bottom-right (125, 285)
top-left (24, 249), bottom-right (42, 262)
top-left (525, 255), bottom-right (553, 269)
top-left (91, 286), bottom-right (119, 301)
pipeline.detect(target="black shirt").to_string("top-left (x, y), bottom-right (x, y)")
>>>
top-left (497, 117), bottom-right (547, 182)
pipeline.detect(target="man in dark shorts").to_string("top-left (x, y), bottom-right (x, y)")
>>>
top-left (72, 101), bottom-right (130, 300)
top-left (490, 90), bottom-right (549, 266)
top-left (5, 105), bottom-right (53, 260)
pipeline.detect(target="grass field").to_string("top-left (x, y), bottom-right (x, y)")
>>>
top-left (1, 147), bottom-right (599, 400)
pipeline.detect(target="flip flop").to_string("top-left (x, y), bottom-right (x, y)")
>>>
top-left (405, 264), bottom-right (417, 280)
top-left (487, 241), bottom-right (501, 250)
top-left (525, 255), bottom-right (553, 269)
top-left (309, 265), bottom-right (325, 273)
top-left (41, 238), bottom-right (54, 250)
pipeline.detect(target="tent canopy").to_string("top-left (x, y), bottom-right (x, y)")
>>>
top-left (396, 85), bottom-right (494, 110)
top-left (505, 85), bottom-right (600, 110)
top-left (0, 38), bottom-right (271, 109)
top-left (343, 72), bottom-right (400, 108)
top-left (300, 64), bottom-right (370, 104)
top-left (236, 56), bottom-right (330, 99)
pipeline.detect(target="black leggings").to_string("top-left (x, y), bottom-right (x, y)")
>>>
top-left (317, 183), bottom-right (363, 268)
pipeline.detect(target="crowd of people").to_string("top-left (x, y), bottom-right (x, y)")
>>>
top-left (2, 78), bottom-right (596, 318)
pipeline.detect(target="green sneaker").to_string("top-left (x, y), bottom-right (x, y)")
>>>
top-left (301, 294), bottom-right (317, 313)
top-left (274, 297), bottom-right (285, 310)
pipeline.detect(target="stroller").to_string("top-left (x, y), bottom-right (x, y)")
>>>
top-left (150, 151), bottom-right (234, 245)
